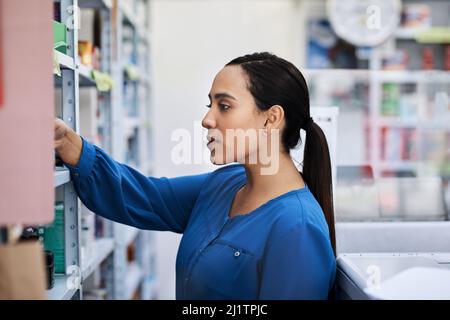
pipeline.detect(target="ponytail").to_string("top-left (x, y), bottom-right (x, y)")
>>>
top-left (302, 121), bottom-right (336, 257)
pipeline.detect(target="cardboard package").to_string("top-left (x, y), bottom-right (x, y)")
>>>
top-left (0, 241), bottom-right (46, 300)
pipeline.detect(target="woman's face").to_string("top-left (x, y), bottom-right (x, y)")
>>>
top-left (202, 65), bottom-right (271, 165)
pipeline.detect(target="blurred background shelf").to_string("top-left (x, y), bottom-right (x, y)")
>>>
top-left (124, 227), bottom-right (140, 247)
top-left (125, 262), bottom-right (143, 300)
top-left (374, 70), bottom-right (450, 83)
top-left (81, 237), bottom-right (115, 280)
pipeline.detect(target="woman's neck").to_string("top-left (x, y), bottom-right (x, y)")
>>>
top-left (240, 152), bottom-right (305, 199)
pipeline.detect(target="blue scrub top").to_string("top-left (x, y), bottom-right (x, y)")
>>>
top-left (65, 138), bottom-right (336, 299)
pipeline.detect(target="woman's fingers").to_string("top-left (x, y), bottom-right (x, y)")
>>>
top-left (54, 118), bottom-right (68, 143)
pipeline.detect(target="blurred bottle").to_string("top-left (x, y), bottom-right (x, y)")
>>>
top-left (421, 47), bottom-right (434, 70)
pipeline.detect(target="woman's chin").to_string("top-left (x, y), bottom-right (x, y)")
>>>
top-left (209, 152), bottom-right (231, 165)
top-left (210, 155), bottom-right (226, 165)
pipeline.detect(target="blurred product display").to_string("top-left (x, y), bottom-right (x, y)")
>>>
top-left (304, 0), bottom-right (450, 224)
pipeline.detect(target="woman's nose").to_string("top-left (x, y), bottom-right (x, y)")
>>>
top-left (201, 111), bottom-right (216, 129)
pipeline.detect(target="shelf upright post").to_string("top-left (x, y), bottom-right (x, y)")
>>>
top-left (100, 4), bottom-right (113, 155)
top-left (60, 0), bottom-right (82, 299)
top-left (111, 2), bottom-right (128, 299)
top-left (369, 47), bottom-right (382, 179)
top-left (111, 1), bottom-right (125, 163)
top-left (100, 3), bottom-right (116, 299)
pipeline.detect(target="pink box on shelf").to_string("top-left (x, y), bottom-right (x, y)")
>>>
top-left (0, 0), bottom-right (54, 225)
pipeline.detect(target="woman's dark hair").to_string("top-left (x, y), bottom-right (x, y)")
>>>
top-left (226, 52), bottom-right (336, 256)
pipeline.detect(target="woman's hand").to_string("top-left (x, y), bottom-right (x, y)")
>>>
top-left (54, 118), bottom-right (83, 167)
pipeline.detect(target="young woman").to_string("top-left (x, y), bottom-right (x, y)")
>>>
top-left (55, 52), bottom-right (336, 299)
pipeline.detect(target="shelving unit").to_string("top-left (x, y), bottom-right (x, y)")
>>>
top-left (125, 262), bottom-right (144, 300)
top-left (369, 69), bottom-right (450, 178)
top-left (302, 0), bottom-right (450, 180)
top-left (81, 237), bottom-right (115, 280)
top-left (301, 0), bottom-right (450, 223)
top-left (49, 0), bottom-right (155, 300)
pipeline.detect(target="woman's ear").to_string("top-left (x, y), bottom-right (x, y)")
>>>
top-left (264, 105), bottom-right (284, 130)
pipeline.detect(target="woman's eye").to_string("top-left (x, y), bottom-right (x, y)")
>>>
top-left (205, 103), bottom-right (230, 110)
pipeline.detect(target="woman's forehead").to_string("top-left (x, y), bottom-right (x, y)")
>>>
top-left (210, 65), bottom-right (249, 99)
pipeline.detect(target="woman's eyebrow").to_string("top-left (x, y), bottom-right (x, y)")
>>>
top-left (208, 92), bottom-right (237, 101)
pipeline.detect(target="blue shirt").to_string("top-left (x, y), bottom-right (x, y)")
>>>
top-left (65, 138), bottom-right (336, 299)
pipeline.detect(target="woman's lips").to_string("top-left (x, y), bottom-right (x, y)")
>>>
top-left (207, 136), bottom-right (215, 144)
top-left (207, 137), bottom-right (218, 148)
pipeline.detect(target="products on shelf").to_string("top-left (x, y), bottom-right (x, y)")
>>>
top-left (45, 250), bottom-right (55, 289)
top-left (19, 226), bottom-right (42, 243)
top-left (399, 4), bottom-right (431, 31)
top-left (381, 83), bottom-right (400, 116)
top-left (307, 19), bottom-right (336, 69)
top-left (45, 0), bottom-right (153, 299)
top-left (19, 227), bottom-right (54, 290)
top-left (92, 70), bottom-right (114, 92)
top-left (380, 127), bottom-right (417, 162)
top-left (421, 47), bottom-right (435, 70)
top-left (307, 19), bottom-right (358, 69)
top-left (307, 72), bottom-right (369, 108)
top-left (53, 2), bottom-right (61, 22)
top-left (127, 242), bottom-right (136, 262)
top-left (95, 215), bottom-right (106, 238)
top-left (445, 46), bottom-right (450, 71)
top-left (78, 40), bottom-right (101, 69)
top-left (43, 202), bottom-right (65, 274)
top-left (78, 40), bottom-right (93, 66)
top-left (124, 64), bottom-right (139, 81)
top-left (381, 83), bottom-right (419, 120)
top-left (382, 50), bottom-right (410, 70)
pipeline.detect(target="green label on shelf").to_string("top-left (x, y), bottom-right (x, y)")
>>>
top-left (416, 27), bottom-right (450, 44)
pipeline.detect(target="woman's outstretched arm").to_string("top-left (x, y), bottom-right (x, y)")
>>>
top-left (55, 118), bottom-right (209, 233)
